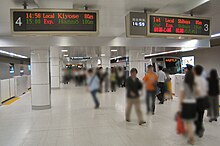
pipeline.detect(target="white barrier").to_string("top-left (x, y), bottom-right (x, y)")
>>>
top-left (0, 75), bottom-right (31, 103)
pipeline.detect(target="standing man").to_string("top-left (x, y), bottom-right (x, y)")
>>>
top-left (157, 66), bottom-right (167, 104)
top-left (143, 65), bottom-right (158, 115)
top-left (125, 68), bottom-right (146, 125)
top-left (87, 69), bottom-right (100, 109)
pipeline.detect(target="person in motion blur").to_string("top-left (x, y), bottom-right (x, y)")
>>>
top-left (103, 67), bottom-right (110, 92)
top-left (110, 67), bottom-right (117, 92)
top-left (96, 67), bottom-right (104, 93)
top-left (157, 66), bottom-right (167, 104)
top-left (193, 65), bottom-right (208, 138)
top-left (207, 69), bottom-right (219, 122)
top-left (179, 71), bottom-right (197, 145)
top-left (87, 69), bottom-right (100, 109)
top-left (163, 68), bottom-right (173, 100)
top-left (184, 64), bottom-right (193, 74)
top-left (143, 65), bottom-right (158, 115)
top-left (117, 67), bottom-right (125, 88)
top-left (125, 68), bottom-right (146, 125)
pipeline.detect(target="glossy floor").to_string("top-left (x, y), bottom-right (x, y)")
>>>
top-left (0, 84), bottom-right (219, 146)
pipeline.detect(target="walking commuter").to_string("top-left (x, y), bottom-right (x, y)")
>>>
top-left (110, 68), bottom-right (117, 92)
top-left (179, 71), bottom-right (197, 145)
top-left (143, 65), bottom-right (158, 115)
top-left (163, 68), bottom-right (173, 100)
top-left (207, 69), bottom-right (219, 122)
top-left (193, 65), bottom-right (208, 138)
top-left (157, 66), bottom-right (167, 104)
top-left (87, 69), bottom-right (100, 109)
top-left (103, 68), bottom-right (110, 92)
top-left (125, 68), bottom-right (146, 125)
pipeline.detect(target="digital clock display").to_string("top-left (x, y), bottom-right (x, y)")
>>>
top-left (148, 14), bottom-right (211, 37)
top-left (11, 9), bottom-right (98, 34)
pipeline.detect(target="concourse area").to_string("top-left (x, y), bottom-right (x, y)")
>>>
top-left (0, 85), bottom-right (219, 146)
top-left (0, 0), bottom-right (220, 146)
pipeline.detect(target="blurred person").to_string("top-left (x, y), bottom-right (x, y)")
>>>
top-left (87, 69), bottom-right (100, 109)
top-left (184, 64), bottom-right (193, 74)
top-left (163, 68), bottom-right (173, 100)
top-left (125, 68), bottom-right (146, 125)
top-left (117, 67), bottom-right (125, 88)
top-left (97, 67), bottom-right (104, 93)
top-left (157, 65), bottom-right (167, 104)
top-left (143, 65), bottom-right (158, 115)
top-left (179, 71), bottom-right (197, 145)
top-left (110, 67), bottom-right (117, 92)
top-left (193, 65), bottom-right (208, 138)
top-left (103, 68), bottom-right (110, 92)
top-left (207, 69), bottom-right (219, 122)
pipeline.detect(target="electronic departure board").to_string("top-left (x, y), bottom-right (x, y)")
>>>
top-left (11, 9), bottom-right (99, 35)
top-left (148, 14), bottom-right (211, 38)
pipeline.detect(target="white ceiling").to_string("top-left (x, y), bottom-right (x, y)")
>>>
top-left (0, 0), bottom-right (218, 59)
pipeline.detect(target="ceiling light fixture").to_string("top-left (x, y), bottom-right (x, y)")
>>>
top-left (101, 54), bottom-right (106, 57)
top-left (211, 33), bottom-right (220, 38)
top-left (0, 50), bottom-right (28, 58)
top-left (64, 54), bottom-right (69, 57)
top-left (111, 50), bottom-right (117, 52)
top-left (61, 50), bottom-right (68, 52)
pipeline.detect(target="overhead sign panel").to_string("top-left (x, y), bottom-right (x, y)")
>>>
top-left (125, 12), bottom-right (147, 37)
top-left (11, 9), bottom-right (99, 35)
top-left (147, 14), bottom-right (211, 38)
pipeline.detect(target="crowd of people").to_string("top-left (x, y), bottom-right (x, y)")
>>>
top-left (66, 64), bottom-right (219, 145)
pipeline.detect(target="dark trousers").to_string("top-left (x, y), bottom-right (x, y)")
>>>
top-left (195, 110), bottom-right (205, 133)
top-left (146, 90), bottom-right (156, 113)
top-left (157, 82), bottom-right (165, 103)
top-left (111, 81), bottom-right (116, 92)
top-left (195, 98), bottom-right (205, 134)
top-left (91, 90), bottom-right (100, 107)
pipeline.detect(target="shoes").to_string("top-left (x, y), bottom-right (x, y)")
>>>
top-left (95, 104), bottom-right (100, 109)
top-left (139, 121), bottom-right (146, 125)
top-left (159, 102), bottom-right (164, 104)
top-left (198, 129), bottom-right (205, 138)
top-left (187, 138), bottom-right (195, 145)
top-left (152, 112), bottom-right (155, 115)
top-left (126, 119), bottom-right (130, 122)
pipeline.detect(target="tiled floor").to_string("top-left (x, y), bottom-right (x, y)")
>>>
top-left (0, 83), bottom-right (220, 146)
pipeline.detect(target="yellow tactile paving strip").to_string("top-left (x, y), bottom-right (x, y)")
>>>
top-left (3, 97), bottom-right (20, 105)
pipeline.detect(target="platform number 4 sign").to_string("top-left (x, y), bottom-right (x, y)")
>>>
top-left (15, 17), bottom-right (22, 26)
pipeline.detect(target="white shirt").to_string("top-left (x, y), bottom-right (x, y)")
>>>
top-left (195, 76), bottom-right (208, 98)
top-left (157, 70), bottom-right (167, 83)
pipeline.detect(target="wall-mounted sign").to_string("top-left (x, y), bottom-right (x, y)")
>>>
top-left (148, 14), bottom-right (211, 38)
top-left (11, 9), bottom-right (99, 35)
top-left (125, 12), bottom-right (147, 37)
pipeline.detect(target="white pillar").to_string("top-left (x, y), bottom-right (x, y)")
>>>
top-left (101, 47), bottom-right (110, 69)
top-left (31, 48), bottom-right (51, 110)
top-left (128, 48), bottom-right (145, 79)
top-left (50, 47), bottom-right (60, 88)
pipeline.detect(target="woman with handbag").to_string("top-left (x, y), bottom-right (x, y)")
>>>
top-left (179, 71), bottom-right (197, 145)
top-left (207, 69), bottom-right (219, 122)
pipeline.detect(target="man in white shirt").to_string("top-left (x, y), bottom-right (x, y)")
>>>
top-left (193, 65), bottom-right (208, 138)
top-left (157, 66), bottom-right (167, 104)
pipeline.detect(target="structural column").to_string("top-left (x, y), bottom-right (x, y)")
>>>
top-left (50, 47), bottom-right (60, 88)
top-left (31, 48), bottom-right (51, 110)
top-left (100, 47), bottom-right (110, 69)
top-left (128, 48), bottom-right (146, 79)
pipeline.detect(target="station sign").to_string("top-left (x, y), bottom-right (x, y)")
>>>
top-left (11, 9), bottom-right (99, 35)
top-left (125, 12), bottom-right (147, 37)
top-left (147, 14), bottom-right (211, 38)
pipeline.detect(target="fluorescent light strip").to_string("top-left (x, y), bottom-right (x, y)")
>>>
top-left (64, 54), bottom-right (69, 57)
top-left (61, 50), bottom-right (68, 52)
top-left (211, 33), bottom-right (220, 38)
top-left (0, 50), bottom-right (28, 58)
top-left (111, 50), bottom-right (117, 52)
top-left (144, 48), bottom-right (195, 57)
top-left (111, 56), bottom-right (122, 60)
